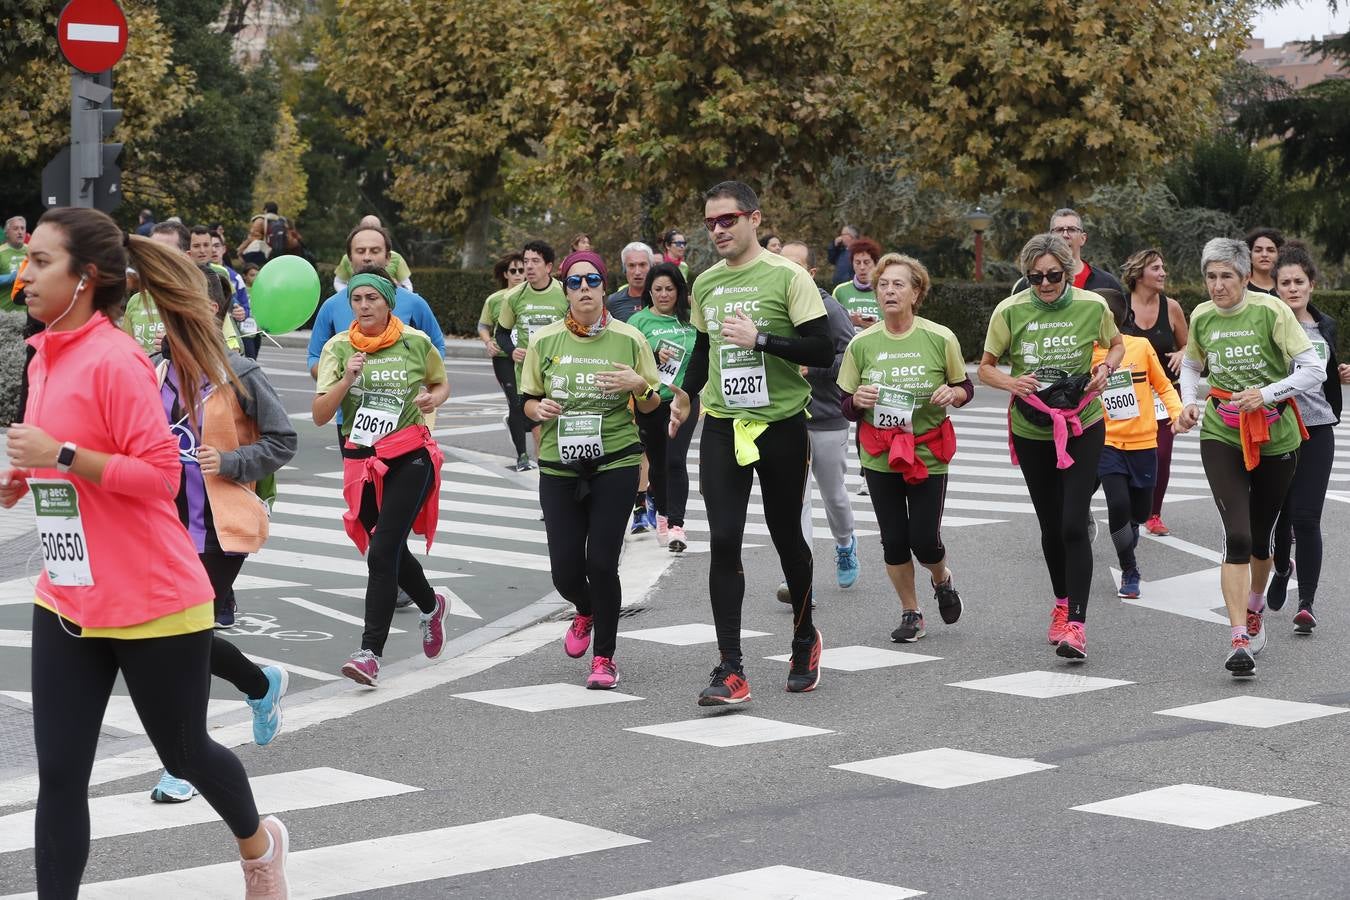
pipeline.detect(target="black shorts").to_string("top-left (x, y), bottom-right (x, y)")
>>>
top-left (1098, 445), bottom-right (1156, 490)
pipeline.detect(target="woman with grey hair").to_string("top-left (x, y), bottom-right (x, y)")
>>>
top-left (1173, 237), bottom-right (1324, 676)
top-left (979, 233), bottom-right (1123, 661)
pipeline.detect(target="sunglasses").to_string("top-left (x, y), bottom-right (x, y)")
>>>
top-left (564, 273), bottom-right (606, 291)
top-left (1027, 270), bottom-right (1065, 285)
top-left (703, 210), bottom-right (755, 231)
top-left (507, 267), bottom-right (525, 275)
top-left (668, 240), bottom-right (687, 247)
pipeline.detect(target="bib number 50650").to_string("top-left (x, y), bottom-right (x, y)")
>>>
top-left (30, 479), bottom-right (94, 586)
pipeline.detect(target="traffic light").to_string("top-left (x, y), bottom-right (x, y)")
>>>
top-left (44, 73), bottom-right (123, 211)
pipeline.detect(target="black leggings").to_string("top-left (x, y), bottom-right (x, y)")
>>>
top-left (1200, 438), bottom-right (1298, 564)
top-left (1013, 419), bottom-right (1104, 623)
top-left (539, 466), bottom-right (639, 659)
top-left (1151, 423), bottom-right (1175, 518)
top-left (492, 355), bottom-right (530, 456)
top-left (700, 413), bottom-right (815, 657)
top-left (31, 606), bottom-right (260, 899)
top-left (356, 448), bottom-right (438, 655)
top-left (200, 551), bottom-right (268, 699)
top-left (1273, 424), bottom-right (1332, 601)
top-left (863, 469), bottom-right (947, 565)
top-left (1101, 474), bottom-right (1150, 570)
top-left (636, 396), bottom-right (700, 526)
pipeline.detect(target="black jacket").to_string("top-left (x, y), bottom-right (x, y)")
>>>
top-left (1307, 303), bottom-right (1342, 423)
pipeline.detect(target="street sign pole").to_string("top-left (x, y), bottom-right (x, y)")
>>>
top-left (48, 1), bottom-right (127, 212)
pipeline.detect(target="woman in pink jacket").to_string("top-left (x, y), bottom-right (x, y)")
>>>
top-left (0, 208), bottom-right (289, 900)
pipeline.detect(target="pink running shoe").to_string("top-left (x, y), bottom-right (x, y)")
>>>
top-left (241, 816), bottom-right (290, 900)
top-left (421, 593), bottom-right (448, 659)
top-left (655, 514), bottom-right (670, 547)
top-left (1056, 621), bottom-right (1087, 660)
top-left (341, 649), bottom-right (379, 686)
top-left (587, 656), bottom-right (619, 689)
top-left (667, 525), bottom-right (688, 553)
top-left (564, 613), bottom-right (594, 658)
top-left (1048, 603), bottom-right (1070, 645)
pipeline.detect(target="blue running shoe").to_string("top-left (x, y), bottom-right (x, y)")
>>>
top-left (1118, 568), bottom-right (1141, 599)
top-left (247, 665), bottom-right (290, 747)
top-left (643, 496), bottom-right (658, 532)
top-left (630, 506), bottom-right (649, 534)
top-left (836, 536), bottom-right (860, 589)
top-left (150, 771), bottom-right (197, 803)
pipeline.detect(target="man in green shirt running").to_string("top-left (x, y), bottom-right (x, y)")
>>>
top-left (687, 181), bottom-right (835, 706)
top-left (333, 215), bottom-right (414, 293)
top-left (0, 216), bottom-right (26, 305)
top-left (123, 222), bottom-right (192, 355)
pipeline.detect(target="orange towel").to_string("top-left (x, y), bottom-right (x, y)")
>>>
top-left (1208, 387), bottom-right (1308, 471)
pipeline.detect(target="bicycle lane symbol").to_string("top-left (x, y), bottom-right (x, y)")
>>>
top-left (223, 613), bottom-right (333, 642)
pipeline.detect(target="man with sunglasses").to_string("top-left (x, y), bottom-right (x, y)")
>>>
top-left (1013, 209), bottom-right (1124, 297)
top-left (497, 240), bottom-right (569, 454)
top-left (687, 181), bottom-right (835, 706)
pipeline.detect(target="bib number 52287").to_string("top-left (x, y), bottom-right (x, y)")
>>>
top-left (719, 345), bottom-right (769, 409)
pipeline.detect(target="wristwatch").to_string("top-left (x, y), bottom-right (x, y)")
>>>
top-left (638, 385), bottom-right (657, 402)
top-left (754, 331), bottom-right (769, 351)
top-left (55, 442), bottom-right (77, 473)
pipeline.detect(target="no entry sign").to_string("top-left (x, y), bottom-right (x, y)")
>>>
top-left (58, 0), bottom-right (128, 74)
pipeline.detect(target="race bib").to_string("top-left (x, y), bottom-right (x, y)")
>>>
top-left (349, 391), bottom-right (402, 447)
top-left (873, 386), bottom-right (916, 432)
top-left (526, 319), bottom-right (551, 343)
top-left (656, 339), bottom-right (685, 386)
top-left (557, 414), bottom-right (605, 461)
top-left (1102, 370), bottom-right (1139, 421)
top-left (1312, 339), bottom-right (1329, 363)
top-left (719, 345), bottom-right (769, 408)
top-left (1153, 391), bottom-right (1168, 420)
top-left (31, 480), bottom-right (93, 586)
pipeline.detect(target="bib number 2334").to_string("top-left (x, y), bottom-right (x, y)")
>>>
top-left (31, 479), bottom-right (93, 586)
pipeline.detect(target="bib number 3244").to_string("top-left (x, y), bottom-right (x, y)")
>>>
top-left (30, 479), bottom-right (94, 586)
top-left (720, 345), bottom-right (769, 409)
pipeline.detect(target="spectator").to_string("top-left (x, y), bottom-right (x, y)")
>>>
top-left (1, 216), bottom-right (27, 303)
top-left (660, 228), bottom-right (690, 281)
top-left (280, 220), bottom-right (316, 267)
top-left (570, 233), bottom-right (592, 252)
top-left (210, 231), bottom-right (258, 360)
top-left (237, 216), bottom-right (270, 268)
top-left (606, 242), bottom-right (654, 322)
top-left (1012, 208), bottom-right (1124, 295)
top-left (827, 224), bottom-right (859, 287)
top-left (759, 234), bottom-right (783, 254)
top-left (135, 208), bottom-right (156, 237)
top-left (1244, 226), bottom-right (1284, 295)
top-left (333, 215), bottom-right (413, 293)
top-left (241, 262), bottom-right (260, 288)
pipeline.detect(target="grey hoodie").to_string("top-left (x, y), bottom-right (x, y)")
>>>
top-left (804, 290), bottom-right (855, 431)
top-left (215, 353), bottom-right (298, 483)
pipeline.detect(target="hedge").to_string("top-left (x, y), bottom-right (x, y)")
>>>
top-left (0, 312), bottom-right (26, 425)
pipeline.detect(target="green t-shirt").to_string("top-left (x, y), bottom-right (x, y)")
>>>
top-left (0, 244), bottom-right (25, 312)
top-left (983, 286), bottom-right (1120, 440)
top-left (1185, 291), bottom-right (1313, 455)
top-left (832, 280), bottom-right (879, 323)
top-left (122, 292), bottom-right (165, 355)
top-left (519, 319), bottom-right (661, 475)
top-left (690, 251), bottom-right (826, 423)
top-left (335, 251), bottom-right (411, 286)
top-left (838, 318), bottom-right (967, 474)
top-left (478, 287), bottom-right (512, 358)
top-left (315, 327), bottom-right (447, 445)
top-left (498, 279), bottom-right (568, 378)
top-left (627, 308), bottom-right (698, 401)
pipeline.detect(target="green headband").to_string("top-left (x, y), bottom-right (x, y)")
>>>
top-left (348, 272), bottom-right (396, 306)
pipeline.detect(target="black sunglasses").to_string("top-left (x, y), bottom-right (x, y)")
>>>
top-left (668, 240), bottom-right (687, 247)
top-left (1027, 270), bottom-right (1065, 285)
top-left (565, 273), bottom-right (605, 290)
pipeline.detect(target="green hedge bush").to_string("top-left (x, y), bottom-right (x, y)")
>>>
top-left (0, 312), bottom-right (28, 426)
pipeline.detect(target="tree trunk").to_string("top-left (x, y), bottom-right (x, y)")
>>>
top-left (460, 194), bottom-right (491, 269)
top-left (639, 186), bottom-right (662, 249)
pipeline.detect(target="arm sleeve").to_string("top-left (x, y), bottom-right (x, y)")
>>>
top-left (96, 355), bottom-right (182, 500)
top-left (836, 341), bottom-right (861, 394)
top-left (307, 300), bottom-right (336, 370)
top-left (983, 303), bottom-right (1011, 360)
top-left (218, 369), bottom-right (298, 483)
top-left (423, 341), bottom-right (448, 386)
top-left (633, 337), bottom-right (661, 391)
top-left (682, 331), bottom-right (709, 396)
top-left (1181, 357), bottom-right (1205, 407)
top-left (496, 326), bottom-right (517, 356)
top-left (315, 340), bottom-right (345, 394)
top-left (760, 316), bottom-right (833, 368)
top-left (806, 302), bottom-right (852, 381)
top-left (1262, 346), bottom-right (1326, 404)
top-left (1145, 346), bottom-right (1183, 419)
top-left (841, 393), bottom-right (863, 422)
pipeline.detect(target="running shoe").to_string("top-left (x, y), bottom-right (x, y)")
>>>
top-left (1293, 603), bottom-right (1317, 634)
top-left (667, 525), bottom-right (688, 553)
top-left (698, 660), bottom-right (751, 706)
top-left (1247, 606), bottom-right (1267, 655)
top-left (420, 593), bottom-right (448, 659)
top-left (1118, 568), bottom-right (1141, 599)
top-left (515, 453), bottom-right (535, 472)
top-left (214, 599), bottom-right (236, 629)
top-left (1266, 560), bottom-right (1294, 612)
top-left (643, 497), bottom-right (658, 532)
top-left (857, 481), bottom-right (869, 496)
top-left (786, 628), bottom-right (823, 693)
top-left (890, 609), bottom-right (926, 643)
top-left (587, 656), bottom-right (619, 690)
top-left (1048, 603), bottom-right (1070, 645)
top-left (776, 581), bottom-right (791, 604)
top-left (564, 613), bottom-right (594, 658)
top-left (247, 666), bottom-right (289, 747)
top-left (150, 771), bottom-right (197, 803)
top-left (835, 537), bottom-right (860, 589)
top-left (241, 816), bottom-right (290, 900)
top-left (394, 588), bottom-right (415, 610)
top-left (1144, 515), bottom-right (1170, 536)
top-left (1225, 634), bottom-right (1256, 675)
top-left (1055, 621), bottom-right (1087, 660)
top-left (933, 573), bottom-right (962, 624)
top-left (341, 649), bottom-right (380, 686)
top-left (655, 514), bottom-right (670, 547)
top-left (630, 507), bottom-right (649, 534)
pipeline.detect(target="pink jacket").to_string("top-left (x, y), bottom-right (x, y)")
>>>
top-left (12, 313), bottom-right (213, 628)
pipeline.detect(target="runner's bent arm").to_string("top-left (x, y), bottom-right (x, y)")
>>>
top-left (755, 316), bottom-right (834, 368)
top-left (1264, 347), bottom-right (1326, 403)
top-left (681, 332), bottom-right (710, 396)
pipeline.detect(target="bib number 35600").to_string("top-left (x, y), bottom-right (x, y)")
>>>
top-left (1102, 370), bottom-right (1139, 421)
top-left (719, 345), bottom-right (769, 409)
top-left (30, 479), bottom-right (93, 586)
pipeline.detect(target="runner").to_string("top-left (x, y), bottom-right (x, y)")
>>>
top-left (122, 221), bottom-right (190, 355)
top-left (628, 262), bottom-right (703, 552)
top-left (1244, 227), bottom-right (1284, 295)
top-left (497, 240), bottom-right (568, 466)
top-left (1120, 248), bottom-right (1188, 536)
top-left (838, 253), bottom-right (970, 642)
top-left (687, 181), bottom-right (833, 705)
top-left (832, 237), bottom-right (882, 331)
top-left (979, 233), bottom-right (1123, 661)
top-left (660, 228), bottom-right (691, 281)
top-left (1265, 244), bottom-right (1347, 633)
top-left (148, 256), bottom-right (297, 804)
top-left (521, 250), bottom-right (665, 689)
top-left (478, 252), bottom-right (532, 471)
top-left (1089, 289), bottom-right (1182, 600)
top-left (0, 207), bottom-right (289, 898)
top-left (333, 215), bottom-right (414, 293)
top-left (312, 270), bottom-right (452, 686)
top-left (1174, 237), bottom-right (1324, 675)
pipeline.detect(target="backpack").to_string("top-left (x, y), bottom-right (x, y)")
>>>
top-left (266, 216), bottom-right (289, 257)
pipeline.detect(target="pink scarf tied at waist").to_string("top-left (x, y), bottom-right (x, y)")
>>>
top-left (341, 424), bottom-right (443, 554)
top-left (1008, 391), bottom-right (1099, 469)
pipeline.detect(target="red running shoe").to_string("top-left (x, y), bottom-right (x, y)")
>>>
top-left (1055, 621), bottom-right (1087, 660)
top-left (1145, 516), bottom-right (1170, 536)
top-left (1048, 603), bottom-right (1070, 645)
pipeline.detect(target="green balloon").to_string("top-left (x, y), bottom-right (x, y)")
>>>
top-left (250, 255), bottom-right (321, 334)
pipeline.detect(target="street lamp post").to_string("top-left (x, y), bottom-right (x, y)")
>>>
top-left (965, 206), bottom-right (992, 283)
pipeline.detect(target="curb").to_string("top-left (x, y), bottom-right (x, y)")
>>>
top-left (270, 331), bottom-right (489, 360)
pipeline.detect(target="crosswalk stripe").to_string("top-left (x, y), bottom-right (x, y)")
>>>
top-left (0, 692), bottom-right (244, 737)
top-left (265, 522), bottom-right (550, 571)
top-left (248, 548), bottom-right (468, 581)
top-left (5, 814), bottom-right (646, 900)
top-left (0, 630), bottom-right (30, 648)
top-left (279, 596), bottom-right (405, 634)
top-left (241, 652), bottom-right (340, 683)
top-left (0, 767), bottom-right (420, 854)
top-left (598, 865), bottom-right (925, 899)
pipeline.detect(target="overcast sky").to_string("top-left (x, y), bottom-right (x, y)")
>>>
top-left (1250, 0), bottom-right (1347, 44)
